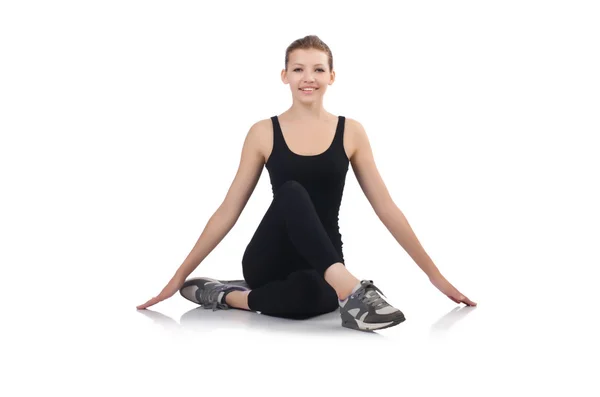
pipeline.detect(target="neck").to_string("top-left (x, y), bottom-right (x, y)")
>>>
top-left (285, 101), bottom-right (330, 121)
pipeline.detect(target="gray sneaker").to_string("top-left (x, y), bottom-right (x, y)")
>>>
top-left (179, 277), bottom-right (250, 311)
top-left (217, 279), bottom-right (250, 290)
top-left (339, 280), bottom-right (405, 331)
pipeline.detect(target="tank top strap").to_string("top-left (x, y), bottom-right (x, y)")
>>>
top-left (271, 115), bottom-right (287, 152)
top-left (332, 115), bottom-right (346, 147)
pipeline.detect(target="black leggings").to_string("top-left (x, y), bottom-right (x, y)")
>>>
top-left (242, 180), bottom-right (344, 319)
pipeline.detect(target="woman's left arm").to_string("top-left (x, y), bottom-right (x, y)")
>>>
top-left (347, 119), bottom-right (476, 306)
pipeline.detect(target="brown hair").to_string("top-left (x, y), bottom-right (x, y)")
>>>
top-left (285, 35), bottom-right (333, 72)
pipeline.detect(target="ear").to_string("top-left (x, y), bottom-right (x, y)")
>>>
top-left (329, 70), bottom-right (336, 85)
top-left (281, 69), bottom-right (288, 84)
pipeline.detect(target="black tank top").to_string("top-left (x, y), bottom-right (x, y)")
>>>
top-left (265, 115), bottom-right (350, 263)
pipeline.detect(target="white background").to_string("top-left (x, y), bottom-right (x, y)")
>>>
top-left (1, 0), bottom-right (599, 395)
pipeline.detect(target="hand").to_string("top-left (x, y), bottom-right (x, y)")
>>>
top-left (429, 273), bottom-right (477, 306)
top-left (137, 274), bottom-right (186, 310)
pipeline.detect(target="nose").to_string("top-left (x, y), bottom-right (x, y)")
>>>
top-left (303, 72), bottom-right (316, 82)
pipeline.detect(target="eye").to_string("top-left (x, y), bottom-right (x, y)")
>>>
top-left (293, 68), bottom-right (326, 72)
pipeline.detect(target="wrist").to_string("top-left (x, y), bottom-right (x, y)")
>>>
top-left (174, 269), bottom-right (189, 281)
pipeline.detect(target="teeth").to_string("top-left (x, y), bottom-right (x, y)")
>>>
top-left (301, 88), bottom-right (315, 91)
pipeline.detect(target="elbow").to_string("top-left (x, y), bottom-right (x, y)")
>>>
top-left (216, 204), bottom-right (240, 227)
top-left (375, 198), bottom-right (399, 224)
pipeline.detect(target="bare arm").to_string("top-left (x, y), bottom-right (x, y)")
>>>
top-left (349, 118), bottom-right (475, 306)
top-left (136, 122), bottom-right (265, 310)
top-left (348, 118), bottom-right (440, 277)
top-left (173, 121), bottom-right (265, 280)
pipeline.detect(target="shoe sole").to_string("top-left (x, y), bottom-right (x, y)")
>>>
top-left (341, 311), bottom-right (406, 332)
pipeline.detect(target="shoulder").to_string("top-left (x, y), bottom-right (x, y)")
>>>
top-left (248, 117), bottom-right (271, 133)
top-left (244, 117), bottom-right (274, 142)
top-left (246, 117), bottom-right (274, 161)
top-left (343, 116), bottom-right (366, 135)
top-left (342, 116), bottom-right (368, 160)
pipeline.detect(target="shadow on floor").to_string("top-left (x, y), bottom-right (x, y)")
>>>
top-left (430, 305), bottom-right (478, 336)
top-left (137, 306), bottom-right (390, 338)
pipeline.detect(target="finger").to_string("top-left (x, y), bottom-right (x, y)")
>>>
top-left (455, 291), bottom-right (477, 306)
top-left (137, 296), bottom-right (160, 310)
top-left (448, 295), bottom-right (461, 304)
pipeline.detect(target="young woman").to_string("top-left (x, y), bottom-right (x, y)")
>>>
top-left (137, 35), bottom-right (476, 332)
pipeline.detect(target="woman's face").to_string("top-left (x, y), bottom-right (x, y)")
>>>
top-left (282, 48), bottom-right (335, 102)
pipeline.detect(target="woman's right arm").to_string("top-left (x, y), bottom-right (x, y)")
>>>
top-left (174, 121), bottom-right (266, 280)
top-left (136, 121), bottom-right (266, 310)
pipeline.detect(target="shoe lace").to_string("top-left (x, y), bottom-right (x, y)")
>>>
top-left (197, 283), bottom-right (231, 311)
top-left (355, 280), bottom-right (388, 309)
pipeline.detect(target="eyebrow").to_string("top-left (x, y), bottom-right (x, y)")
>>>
top-left (292, 63), bottom-right (325, 67)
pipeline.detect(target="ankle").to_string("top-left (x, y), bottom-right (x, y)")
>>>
top-left (324, 263), bottom-right (361, 300)
top-left (224, 290), bottom-right (251, 310)
top-left (337, 281), bottom-right (361, 301)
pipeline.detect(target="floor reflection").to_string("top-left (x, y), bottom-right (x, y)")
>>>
top-left (430, 305), bottom-right (477, 335)
top-left (137, 306), bottom-right (387, 338)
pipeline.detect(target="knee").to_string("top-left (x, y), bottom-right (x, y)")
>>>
top-left (274, 180), bottom-right (311, 205)
top-left (276, 180), bottom-right (309, 197)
